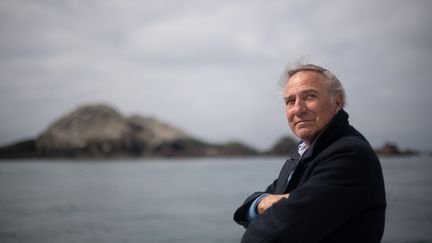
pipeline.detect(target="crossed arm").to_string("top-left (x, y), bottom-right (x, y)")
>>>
top-left (256, 193), bottom-right (290, 215)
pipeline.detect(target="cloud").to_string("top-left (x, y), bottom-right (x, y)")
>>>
top-left (0, 0), bottom-right (431, 150)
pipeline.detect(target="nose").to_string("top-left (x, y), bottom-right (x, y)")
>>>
top-left (292, 98), bottom-right (307, 115)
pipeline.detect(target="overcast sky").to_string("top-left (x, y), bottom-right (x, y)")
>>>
top-left (1, 0), bottom-right (431, 151)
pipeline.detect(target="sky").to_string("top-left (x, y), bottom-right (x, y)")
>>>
top-left (0, 0), bottom-right (431, 151)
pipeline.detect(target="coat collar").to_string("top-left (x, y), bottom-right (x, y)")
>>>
top-left (301, 109), bottom-right (349, 160)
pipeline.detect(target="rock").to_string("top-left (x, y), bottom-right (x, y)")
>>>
top-left (375, 142), bottom-right (418, 156)
top-left (0, 139), bottom-right (37, 159)
top-left (36, 104), bottom-right (130, 157)
top-left (151, 139), bottom-right (259, 157)
top-left (35, 103), bottom-right (196, 158)
top-left (0, 103), bottom-right (259, 159)
top-left (152, 138), bottom-right (212, 157)
top-left (127, 115), bottom-right (190, 155)
top-left (213, 142), bottom-right (259, 156)
top-left (265, 136), bottom-right (297, 155)
top-left (375, 142), bottom-right (401, 156)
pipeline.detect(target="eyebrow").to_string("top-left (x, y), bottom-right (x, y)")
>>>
top-left (284, 89), bottom-right (319, 102)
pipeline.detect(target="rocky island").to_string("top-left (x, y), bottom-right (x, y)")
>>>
top-left (0, 104), bottom-right (265, 159)
top-left (374, 142), bottom-right (418, 156)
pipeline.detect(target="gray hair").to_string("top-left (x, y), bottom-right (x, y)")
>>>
top-left (280, 63), bottom-right (346, 107)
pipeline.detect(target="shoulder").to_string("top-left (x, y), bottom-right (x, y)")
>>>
top-left (325, 124), bottom-right (376, 159)
top-left (335, 136), bottom-right (373, 153)
top-left (313, 132), bottom-right (378, 172)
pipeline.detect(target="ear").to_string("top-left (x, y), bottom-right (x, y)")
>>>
top-left (334, 92), bottom-right (343, 111)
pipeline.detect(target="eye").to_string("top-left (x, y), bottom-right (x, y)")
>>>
top-left (284, 97), bottom-right (295, 106)
top-left (306, 93), bottom-right (317, 100)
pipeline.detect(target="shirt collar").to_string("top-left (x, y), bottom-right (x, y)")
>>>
top-left (298, 142), bottom-right (309, 157)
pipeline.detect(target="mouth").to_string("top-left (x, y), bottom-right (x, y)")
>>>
top-left (294, 120), bottom-right (313, 126)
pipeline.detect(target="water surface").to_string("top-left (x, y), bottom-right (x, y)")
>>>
top-left (0, 156), bottom-right (431, 243)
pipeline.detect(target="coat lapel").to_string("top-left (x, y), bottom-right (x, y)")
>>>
top-left (276, 153), bottom-right (300, 194)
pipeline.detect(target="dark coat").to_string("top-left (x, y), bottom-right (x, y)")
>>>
top-left (233, 110), bottom-right (386, 243)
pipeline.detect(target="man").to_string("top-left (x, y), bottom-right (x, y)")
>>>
top-left (233, 64), bottom-right (386, 243)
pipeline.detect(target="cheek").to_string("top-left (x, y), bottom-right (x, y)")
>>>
top-left (285, 108), bottom-right (294, 121)
top-left (315, 104), bottom-right (335, 125)
top-left (309, 99), bottom-right (332, 114)
top-left (306, 101), bottom-right (320, 112)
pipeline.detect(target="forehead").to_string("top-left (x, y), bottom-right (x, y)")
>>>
top-left (283, 71), bottom-right (328, 95)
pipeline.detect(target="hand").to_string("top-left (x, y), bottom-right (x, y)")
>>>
top-left (257, 193), bottom-right (289, 215)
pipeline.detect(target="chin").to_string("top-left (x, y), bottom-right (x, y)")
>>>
top-left (296, 130), bottom-right (315, 142)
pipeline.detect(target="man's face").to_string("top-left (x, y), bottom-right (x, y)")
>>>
top-left (283, 71), bottom-right (343, 145)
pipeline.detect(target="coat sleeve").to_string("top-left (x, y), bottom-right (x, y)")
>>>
top-left (233, 158), bottom-right (296, 227)
top-left (233, 179), bottom-right (278, 227)
top-left (241, 141), bottom-right (375, 243)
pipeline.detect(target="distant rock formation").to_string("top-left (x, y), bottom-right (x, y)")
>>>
top-left (375, 142), bottom-right (417, 156)
top-left (36, 104), bottom-right (130, 157)
top-left (127, 115), bottom-right (191, 156)
top-left (215, 142), bottom-right (260, 156)
top-left (0, 103), bottom-right (258, 159)
top-left (0, 139), bottom-right (37, 159)
top-left (265, 136), bottom-right (298, 155)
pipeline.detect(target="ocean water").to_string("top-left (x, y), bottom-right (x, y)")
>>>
top-left (0, 156), bottom-right (431, 243)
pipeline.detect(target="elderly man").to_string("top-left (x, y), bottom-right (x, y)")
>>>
top-left (233, 64), bottom-right (386, 243)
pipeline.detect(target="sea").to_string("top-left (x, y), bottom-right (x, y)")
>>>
top-left (0, 156), bottom-right (431, 243)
